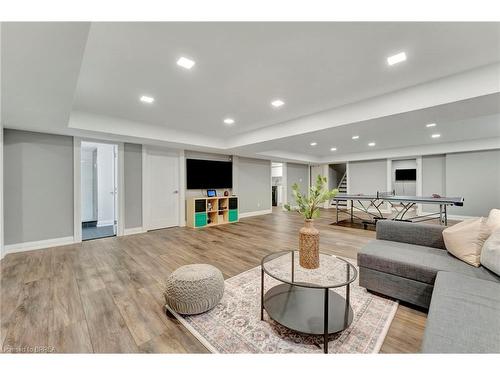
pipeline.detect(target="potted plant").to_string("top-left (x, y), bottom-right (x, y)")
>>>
top-left (284, 175), bottom-right (338, 269)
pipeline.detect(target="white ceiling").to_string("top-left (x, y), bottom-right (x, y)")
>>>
top-left (74, 22), bottom-right (500, 137)
top-left (2, 22), bottom-right (500, 163)
top-left (239, 93), bottom-right (500, 158)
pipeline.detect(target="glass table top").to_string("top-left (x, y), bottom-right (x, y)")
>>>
top-left (261, 250), bottom-right (357, 289)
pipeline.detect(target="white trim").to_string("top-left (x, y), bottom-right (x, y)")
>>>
top-left (178, 149), bottom-right (186, 227)
top-left (419, 212), bottom-right (476, 222)
top-left (281, 161), bottom-right (288, 208)
top-left (386, 159), bottom-right (392, 193)
top-left (269, 160), bottom-right (273, 210)
top-left (306, 164), bottom-right (312, 203)
top-left (142, 145), bottom-right (148, 231)
top-left (239, 209), bottom-right (273, 218)
top-left (73, 137), bottom-right (82, 243)
top-left (232, 155), bottom-right (239, 196)
top-left (385, 159), bottom-right (392, 213)
top-left (416, 156), bottom-right (423, 215)
top-left (346, 162), bottom-right (351, 209)
top-left (4, 236), bottom-right (75, 255)
top-left (123, 227), bottom-right (146, 236)
top-left (117, 143), bottom-right (125, 236)
top-left (74, 138), bottom-right (124, 241)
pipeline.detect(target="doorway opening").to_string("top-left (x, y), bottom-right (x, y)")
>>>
top-left (81, 141), bottom-right (118, 240)
top-left (272, 162), bottom-right (284, 207)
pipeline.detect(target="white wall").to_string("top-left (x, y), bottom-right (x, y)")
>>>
top-left (392, 159), bottom-right (417, 196)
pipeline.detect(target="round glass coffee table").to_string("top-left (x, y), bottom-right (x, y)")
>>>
top-left (260, 250), bottom-right (357, 353)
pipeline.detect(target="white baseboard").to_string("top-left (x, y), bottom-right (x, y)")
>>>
top-left (123, 227), bottom-right (146, 235)
top-left (419, 212), bottom-right (476, 221)
top-left (239, 209), bottom-right (273, 218)
top-left (4, 236), bottom-right (76, 255)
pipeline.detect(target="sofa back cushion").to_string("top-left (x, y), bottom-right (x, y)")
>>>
top-left (443, 217), bottom-right (491, 267)
top-left (481, 230), bottom-right (500, 276)
top-left (487, 209), bottom-right (500, 231)
top-left (376, 221), bottom-right (446, 249)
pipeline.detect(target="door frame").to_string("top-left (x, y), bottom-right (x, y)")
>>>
top-left (142, 145), bottom-right (183, 231)
top-left (73, 137), bottom-right (125, 243)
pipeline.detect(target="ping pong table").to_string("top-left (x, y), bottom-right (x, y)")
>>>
top-left (333, 192), bottom-right (464, 227)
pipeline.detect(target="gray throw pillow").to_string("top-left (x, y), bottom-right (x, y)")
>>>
top-left (481, 229), bottom-right (500, 276)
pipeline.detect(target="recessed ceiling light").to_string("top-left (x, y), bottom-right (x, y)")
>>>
top-left (426, 123), bottom-right (437, 128)
top-left (352, 135), bottom-right (359, 140)
top-left (330, 147), bottom-right (337, 151)
top-left (310, 142), bottom-right (317, 146)
top-left (176, 56), bottom-right (195, 70)
top-left (223, 118), bottom-right (235, 125)
top-left (140, 95), bottom-right (154, 104)
top-left (431, 134), bottom-right (441, 138)
top-left (368, 142), bottom-right (376, 147)
top-left (387, 52), bottom-right (407, 66)
top-left (271, 99), bottom-right (285, 108)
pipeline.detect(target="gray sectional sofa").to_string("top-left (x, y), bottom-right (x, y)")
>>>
top-left (358, 220), bottom-right (500, 353)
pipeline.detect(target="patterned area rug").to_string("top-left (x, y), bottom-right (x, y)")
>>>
top-left (167, 257), bottom-right (398, 353)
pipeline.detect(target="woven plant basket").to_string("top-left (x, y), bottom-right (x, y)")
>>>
top-left (299, 219), bottom-right (320, 269)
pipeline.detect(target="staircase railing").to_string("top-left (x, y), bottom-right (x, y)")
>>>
top-left (337, 172), bottom-right (347, 190)
top-left (331, 171), bottom-right (347, 206)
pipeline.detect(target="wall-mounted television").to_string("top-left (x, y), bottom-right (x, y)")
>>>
top-left (186, 159), bottom-right (233, 189)
top-left (395, 168), bottom-right (416, 181)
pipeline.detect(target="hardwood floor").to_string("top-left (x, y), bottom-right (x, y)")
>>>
top-left (0, 208), bottom-right (427, 353)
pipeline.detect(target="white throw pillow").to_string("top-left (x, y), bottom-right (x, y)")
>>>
top-left (442, 217), bottom-right (491, 267)
top-left (481, 230), bottom-right (500, 276)
top-left (487, 208), bottom-right (500, 231)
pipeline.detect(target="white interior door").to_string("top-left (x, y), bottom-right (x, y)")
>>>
top-left (144, 146), bottom-right (180, 230)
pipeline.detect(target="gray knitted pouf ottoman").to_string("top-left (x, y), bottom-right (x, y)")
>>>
top-left (164, 264), bottom-right (224, 315)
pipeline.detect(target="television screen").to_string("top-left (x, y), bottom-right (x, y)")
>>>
top-left (395, 168), bottom-right (416, 181)
top-left (186, 159), bottom-right (233, 189)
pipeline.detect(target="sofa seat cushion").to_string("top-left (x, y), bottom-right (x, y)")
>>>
top-left (358, 240), bottom-right (500, 285)
top-left (422, 271), bottom-right (500, 353)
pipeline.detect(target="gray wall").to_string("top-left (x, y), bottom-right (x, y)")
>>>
top-left (349, 159), bottom-right (387, 194)
top-left (124, 143), bottom-right (142, 229)
top-left (238, 157), bottom-right (271, 214)
top-left (286, 163), bottom-right (309, 205)
top-left (445, 150), bottom-right (500, 216)
top-left (422, 155), bottom-right (446, 212)
top-left (4, 129), bottom-right (74, 245)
